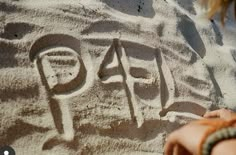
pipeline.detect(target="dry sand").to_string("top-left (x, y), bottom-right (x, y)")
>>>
top-left (0, 0), bottom-right (236, 154)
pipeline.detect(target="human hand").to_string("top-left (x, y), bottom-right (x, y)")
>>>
top-left (204, 108), bottom-right (236, 121)
top-left (165, 108), bottom-right (236, 155)
top-left (164, 123), bottom-right (209, 155)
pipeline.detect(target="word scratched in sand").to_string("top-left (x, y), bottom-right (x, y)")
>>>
top-left (30, 34), bottom-right (177, 130)
top-left (98, 39), bottom-right (175, 127)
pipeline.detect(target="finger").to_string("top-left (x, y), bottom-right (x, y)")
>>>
top-left (164, 140), bottom-right (175, 155)
top-left (173, 144), bottom-right (179, 155)
top-left (203, 110), bottom-right (221, 118)
top-left (174, 144), bottom-right (191, 155)
top-left (165, 133), bottom-right (178, 155)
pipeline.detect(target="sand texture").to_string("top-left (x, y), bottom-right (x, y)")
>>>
top-left (0, 0), bottom-right (236, 154)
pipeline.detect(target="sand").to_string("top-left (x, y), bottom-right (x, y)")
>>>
top-left (0, 0), bottom-right (236, 154)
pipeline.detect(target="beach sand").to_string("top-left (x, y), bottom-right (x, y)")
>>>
top-left (0, 0), bottom-right (236, 154)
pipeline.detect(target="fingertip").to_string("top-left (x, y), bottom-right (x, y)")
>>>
top-left (203, 110), bottom-right (221, 118)
top-left (164, 136), bottom-right (173, 155)
top-left (164, 142), bottom-right (174, 155)
top-left (203, 112), bottom-right (209, 117)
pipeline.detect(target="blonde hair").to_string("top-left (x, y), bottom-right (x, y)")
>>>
top-left (201, 0), bottom-right (236, 26)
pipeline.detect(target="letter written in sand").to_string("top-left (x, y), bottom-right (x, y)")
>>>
top-left (30, 34), bottom-right (88, 142)
top-left (98, 39), bottom-right (168, 127)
